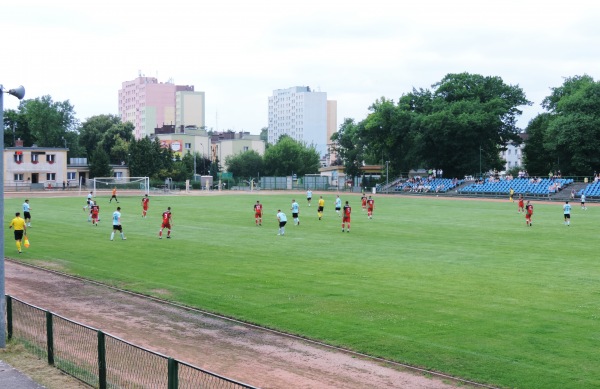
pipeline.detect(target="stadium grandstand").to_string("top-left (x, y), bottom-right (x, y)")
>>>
top-left (459, 177), bottom-right (574, 196)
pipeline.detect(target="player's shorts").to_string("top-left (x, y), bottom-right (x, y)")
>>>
top-left (564, 213), bottom-right (571, 219)
top-left (92, 212), bottom-right (99, 218)
top-left (362, 201), bottom-right (367, 206)
top-left (368, 207), bottom-right (374, 212)
top-left (518, 202), bottom-right (524, 207)
top-left (255, 212), bottom-right (262, 218)
top-left (14, 230), bottom-right (24, 240)
top-left (292, 213), bottom-right (299, 218)
top-left (24, 212), bottom-right (31, 219)
top-left (318, 206), bottom-right (324, 212)
top-left (87, 200), bottom-right (92, 205)
top-left (307, 197), bottom-right (312, 201)
top-left (581, 201), bottom-right (585, 205)
top-left (161, 222), bottom-right (171, 229)
top-left (335, 207), bottom-right (341, 211)
top-left (143, 206), bottom-right (149, 211)
top-left (343, 216), bottom-right (351, 223)
top-left (113, 224), bottom-right (123, 231)
top-left (279, 221), bottom-right (287, 227)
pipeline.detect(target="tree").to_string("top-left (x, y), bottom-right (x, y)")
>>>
top-left (356, 73), bottom-right (530, 178)
top-left (19, 95), bottom-right (78, 147)
top-left (89, 148), bottom-right (112, 178)
top-left (79, 115), bottom-right (121, 157)
top-left (262, 136), bottom-right (320, 176)
top-left (226, 150), bottom-right (264, 179)
top-left (330, 119), bottom-right (364, 180)
top-left (522, 114), bottom-right (553, 176)
top-left (419, 73), bottom-right (530, 177)
top-left (536, 75), bottom-right (600, 175)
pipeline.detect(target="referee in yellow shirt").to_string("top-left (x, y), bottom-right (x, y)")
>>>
top-left (9, 212), bottom-right (27, 254)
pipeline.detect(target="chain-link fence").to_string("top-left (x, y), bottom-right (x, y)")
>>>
top-left (6, 296), bottom-right (258, 389)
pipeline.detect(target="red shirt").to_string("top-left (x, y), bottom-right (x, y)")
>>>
top-left (254, 204), bottom-right (263, 214)
top-left (162, 211), bottom-right (171, 223)
top-left (142, 197), bottom-right (149, 208)
top-left (343, 205), bottom-right (352, 220)
top-left (367, 199), bottom-right (374, 209)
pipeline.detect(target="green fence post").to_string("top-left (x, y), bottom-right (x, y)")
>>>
top-left (98, 331), bottom-right (106, 389)
top-left (46, 311), bottom-right (54, 365)
top-left (6, 296), bottom-right (13, 341)
top-left (168, 358), bottom-right (179, 389)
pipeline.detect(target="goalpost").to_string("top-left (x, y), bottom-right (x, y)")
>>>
top-left (92, 177), bottom-right (150, 196)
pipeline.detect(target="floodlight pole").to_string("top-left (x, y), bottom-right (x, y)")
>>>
top-left (1, 84), bottom-right (26, 348)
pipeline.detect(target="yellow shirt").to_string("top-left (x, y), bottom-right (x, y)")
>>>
top-left (318, 198), bottom-right (325, 207)
top-left (10, 216), bottom-right (26, 231)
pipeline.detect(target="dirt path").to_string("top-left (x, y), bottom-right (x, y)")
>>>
top-left (5, 260), bottom-right (469, 389)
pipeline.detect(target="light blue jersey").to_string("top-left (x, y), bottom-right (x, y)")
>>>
top-left (277, 211), bottom-right (287, 222)
top-left (291, 202), bottom-right (299, 213)
top-left (563, 204), bottom-right (571, 214)
top-left (23, 202), bottom-right (30, 212)
top-left (335, 197), bottom-right (342, 209)
top-left (112, 211), bottom-right (121, 225)
top-left (307, 190), bottom-right (312, 199)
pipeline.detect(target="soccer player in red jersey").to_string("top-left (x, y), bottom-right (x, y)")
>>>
top-left (159, 207), bottom-right (173, 239)
top-left (525, 201), bottom-right (533, 227)
top-left (342, 201), bottom-right (351, 233)
top-left (361, 193), bottom-right (367, 210)
top-left (367, 196), bottom-right (374, 219)
top-left (517, 194), bottom-right (524, 213)
top-left (141, 194), bottom-right (150, 218)
top-left (91, 203), bottom-right (100, 226)
top-left (254, 200), bottom-right (263, 226)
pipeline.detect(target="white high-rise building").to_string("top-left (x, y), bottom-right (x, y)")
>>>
top-left (268, 86), bottom-right (331, 155)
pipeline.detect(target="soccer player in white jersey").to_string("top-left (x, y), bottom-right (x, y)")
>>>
top-left (277, 209), bottom-right (287, 236)
top-left (22, 199), bottom-right (32, 227)
top-left (563, 201), bottom-right (571, 226)
top-left (291, 199), bottom-right (300, 226)
top-left (306, 189), bottom-right (312, 206)
top-left (84, 191), bottom-right (93, 211)
top-left (110, 207), bottom-right (126, 241)
top-left (335, 195), bottom-right (342, 217)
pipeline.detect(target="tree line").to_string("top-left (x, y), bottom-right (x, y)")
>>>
top-left (4, 72), bottom-right (600, 183)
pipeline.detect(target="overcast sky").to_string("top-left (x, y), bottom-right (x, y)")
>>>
top-left (3, 1), bottom-right (599, 134)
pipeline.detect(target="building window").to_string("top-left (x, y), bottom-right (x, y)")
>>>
top-left (46, 154), bottom-right (56, 164)
top-left (67, 172), bottom-right (76, 180)
top-left (14, 174), bottom-right (24, 181)
top-left (14, 151), bottom-right (23, 164)
top-left (31, 153), bottom-right (39, 164)
top-left (243, 146), bottom-right (249, 152)
top-left (46, 173), bottom-right (56, 181)
top-left (114, 172), bottom-right (123, 179)
top-left (185, 143), bottom-right (191, 149)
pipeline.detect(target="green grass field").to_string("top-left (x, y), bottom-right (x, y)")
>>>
top-left (4, 192), bottom-right (599, 388)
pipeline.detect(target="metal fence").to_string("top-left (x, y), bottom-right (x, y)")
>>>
top-left (5, 295), bottom-right (258, 389)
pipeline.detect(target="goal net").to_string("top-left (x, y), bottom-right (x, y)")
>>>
top-left (92, 177), bottom-right (150, 196)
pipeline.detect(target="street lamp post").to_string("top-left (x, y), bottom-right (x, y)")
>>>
top-left (1, 84), bottom-right (26, 348)
top-left (386, 161), bottom-right (390, 194)
top-left (200, 143), bottom-right (204, 176)
top-left (479, 146), bottom-right (482, 179)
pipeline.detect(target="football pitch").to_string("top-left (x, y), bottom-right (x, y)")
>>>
top-left (4, 192), bottom-right (599, 388)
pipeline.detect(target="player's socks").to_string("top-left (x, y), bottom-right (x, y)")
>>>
top-left (16, 241), bottom-right (21, 251)
top-left (121, 233), bottom-right (125, 240)
top-left (110, 232), bottom-right (115, 240)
